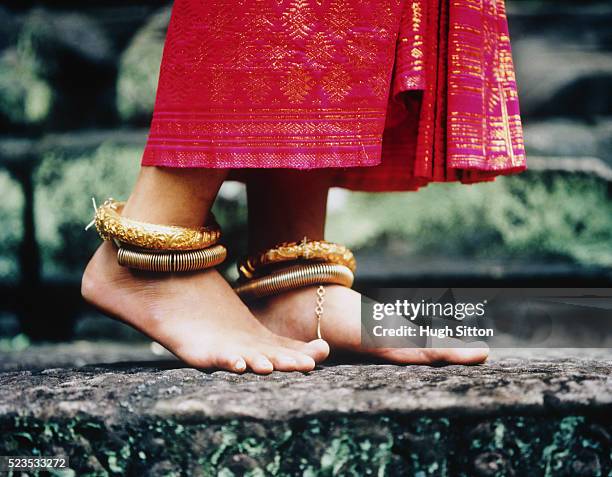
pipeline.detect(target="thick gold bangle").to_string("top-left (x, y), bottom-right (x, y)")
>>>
top-left (238, 239), bottom-right (356, 279)
top-left (117, 244), bottom-right (227, 272)
top-left (234, 262), bottom-right (354, 301)
top-left (94, 199), bottom-right (221, 251)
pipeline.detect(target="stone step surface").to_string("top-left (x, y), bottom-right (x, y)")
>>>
top-left (0, 344), bottom-right (610, 476)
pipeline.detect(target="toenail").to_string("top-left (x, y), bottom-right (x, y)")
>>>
top-left (456, 347), bottom-right (489, 362)
top-left (256, 357), bottom-right (273, 368)
top-left (234, 358), bottom-right (246, 372)
top-left (279, 357), bottom-right (297, 367)
top-left (309, 339), bottom-right (328, 348)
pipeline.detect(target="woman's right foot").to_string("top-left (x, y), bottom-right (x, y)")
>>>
top-left (81, 242), bottom-right (330, 374)
top-left (253, 285), bottom-right (489, 365)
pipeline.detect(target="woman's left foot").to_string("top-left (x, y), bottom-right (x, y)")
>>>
top-left (252, 285), bottom-right (489, 365)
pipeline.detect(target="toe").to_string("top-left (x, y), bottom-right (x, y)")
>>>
top-left (427, 338), bottom-right (489, 364)
top-left (266, 352), bottom-right (299, 372)
top-left (302, 339), bottom-right (330, 362)
top-left (368, 347), bottom-right (434, 364)
top-left (373, 344), bottom-right (489, 365)
top-left (281, 349), bottom-right (316, 371)
top-left (244, 353), bottom-right (274, 374)
top-left (174, 346), bottom-right (215, 370)
top-left (439, 345), bottom-right (489, 364)
top-left (214, 353), bottom-right (247, 373)
top-left (266, 348), bottom-right (316, 372)
top-left (278, 337), bottom-right (330, 363)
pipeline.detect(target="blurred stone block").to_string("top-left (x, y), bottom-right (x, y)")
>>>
top-left (116, 7), bottom-right (170, 124)
top-left (15, 9), bottom-right (118, 128)
top-left (524, 119), bottom-right (599, 158)
top-left (524, 119), bottom-right (612, 168)
top-left (514, 39), bottom-right (612, 118)
top-left (0, 6), bottom-right (19, 51)
top-left (508, 3), bottom-right (612, 119)
top-left (21, 9), bottom-right (115, 77)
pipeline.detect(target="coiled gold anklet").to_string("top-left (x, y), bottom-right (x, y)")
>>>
top-left (234, 262), bottom-right (354, 301)
top-left (117, 244), bottom-right (227, 272)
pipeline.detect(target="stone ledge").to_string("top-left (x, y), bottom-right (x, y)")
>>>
top-left (1, 349), bottom-right (611, 422)
top-left (0, 345), bottom-right (610, 476)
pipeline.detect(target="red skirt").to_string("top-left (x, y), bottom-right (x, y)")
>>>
top-left (142, 0), bottom-right (526, 191)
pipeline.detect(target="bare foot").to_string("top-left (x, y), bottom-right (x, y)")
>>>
top-left (252, 285), bottom-right (488, 365)
top-left (82, 242), bottom-right (329, 374)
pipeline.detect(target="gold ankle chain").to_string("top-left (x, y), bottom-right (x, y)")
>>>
top-left (315, 285), bottom-right (325, 340)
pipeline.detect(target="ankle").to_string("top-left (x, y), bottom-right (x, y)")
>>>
top-left (121, 167), bottom-right (226, 227)
top-left (121, 196), bottom-right (214, 228)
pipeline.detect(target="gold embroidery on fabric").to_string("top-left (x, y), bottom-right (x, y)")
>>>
top-left (260, 44), bottom-right (292, 69)
top-left (306, 32), bottom-right (335, 70)
top-left (326, 0), bottom-right (355, 39)
top-left (344, 32), bottom-right (379, 68)
top-left (209, 67), bottom-right (234, 105)
top-left (368, 71), bottom-right (389, 98)
top-left (281, 65), bottom-right (315, 103)
top-left (322, 65), bottom-right (353, 102)
top-left (411, 1), bottom-right (424, 70)
top-left (163, 0), bottom-right (403, 110)
top-left (244, 0), bottom-right (277, 33)
top-left (151, 0), bottom-right (525, 174)
top-left (446, 0), bottom-right (526, 169)
top-left (282, 0), bottom-right (315, 39)
top-left (148, 107), bottom-right (387, 151)
top-left (241, 69), bottom-right (274, 104)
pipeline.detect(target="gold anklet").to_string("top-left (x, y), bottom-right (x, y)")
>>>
top-left (94, 199), bottom-right (221, 251)
top-left (234, 262), bottom-right (354, 301)
top-left (88, 197), bottom-right (227, 272)
top-left (238, 239), bottom-right (356, 279)
top-left (117, 244), bottom-right (227, 272)
top-left (235, 240), bottom-right (356, 340)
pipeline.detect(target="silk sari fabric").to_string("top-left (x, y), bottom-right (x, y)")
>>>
top-left (142, 0), bottom-right (526, 191)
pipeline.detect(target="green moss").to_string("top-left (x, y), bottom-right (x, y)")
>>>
top-left (0, 333), bottom-right (30, 352)
top-left (542, 417), bottom-right (586, 477)
top-left (327, 173), bottom-right (612, 267)
top-left (0, 415), bottom-right (608, 476)
top-left (320, 437), bottom-right (353, 474)
top-left (0, 170), bottom-right (24, 280)
top-left (0, 46), bottom-right (52, 126)
top-left (34, 142), bottom-right (140, 277)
